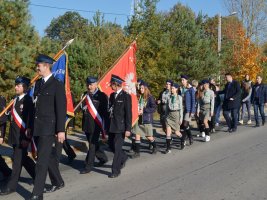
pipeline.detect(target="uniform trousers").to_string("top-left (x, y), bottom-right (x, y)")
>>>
top-left (32, 136), bottom-right (63, 195)
top-left (0, 154), bottom-right (12, 177)
top-left (7, 146), bottom-right (35, 189)
top-left (108, 133), bottom-right (127, 175)
top-left (84, 132), bottom-right (108, 170)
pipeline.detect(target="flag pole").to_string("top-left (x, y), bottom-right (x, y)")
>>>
top-left (65, 95), bottom-right (87, 128)
top-left (0, 39), bottom-right (75, 117)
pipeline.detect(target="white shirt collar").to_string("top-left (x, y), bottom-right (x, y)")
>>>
top-left (116, 88), bottom-right (123, 95)
top-left (43, 73), bottom-right (53, 83)
top-left (18, 93), bottom-right (26, 101)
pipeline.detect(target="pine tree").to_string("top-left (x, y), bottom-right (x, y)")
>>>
top-left (0, 0), bottom-right (39, 98)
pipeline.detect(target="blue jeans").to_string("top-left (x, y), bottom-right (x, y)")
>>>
top-left (223, 108), bottom-right (238, 130)
top-left (241, 100), bottom-right (251, 120)
top-left (215, 104), bottom-right (222, 124)
top-left (253, 103), bottom-right (265, 125)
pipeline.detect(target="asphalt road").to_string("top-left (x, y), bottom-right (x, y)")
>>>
top-left (1, 123), bottom-right (267, 200)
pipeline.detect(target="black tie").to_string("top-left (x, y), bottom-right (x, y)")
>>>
top-left (40, 78), bottom-right (45, 87)
top-left (16, 96), bottom-right (20, 103)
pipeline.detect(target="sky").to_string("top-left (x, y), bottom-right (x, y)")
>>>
top-left (29, 0), bottom-right (230, 36)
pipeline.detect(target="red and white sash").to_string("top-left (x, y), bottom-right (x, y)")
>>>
top-left (11, 98), bottom-right (26, 132)
top-left (84, 94), bottom-right (106, 139)
top-left (11, 98), bottom-right (37, 154)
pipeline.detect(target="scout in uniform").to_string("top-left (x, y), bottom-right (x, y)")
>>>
top-left (165, 83), bottom-right (183, 153)
top-left (131, 81), bottom-right (157, 158)
top-left (196, 79), bottom-right (215, 142)
top-left (29, 54), bottom-right (66, 200)
top-left (157, 80), bottom-right (172, 133)
top-left (180, 75), bottom-right (196, 150)
top-left (79, 76), bottom-right (108, 174)
top-left (108, 74), bottom-right (132, 178)
top-left (0, 76), bottom-right (36, 195)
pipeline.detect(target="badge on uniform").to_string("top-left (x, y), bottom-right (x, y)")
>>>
top-left (20, 104), bottom-right (24, 112)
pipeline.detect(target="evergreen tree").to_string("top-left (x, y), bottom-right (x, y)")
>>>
top-left (0, 0), bottom-right (39, 98)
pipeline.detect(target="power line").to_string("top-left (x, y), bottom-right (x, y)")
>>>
top-left (29, 3), bottom-right (131, 17)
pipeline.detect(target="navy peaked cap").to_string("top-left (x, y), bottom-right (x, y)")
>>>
top-left (15, 76), bottom-right (30, 87)
top-left (86, 76), bottom-right (98, 84)
top-left (36, 54), bottom-right (55, 64)
top-left (110, 74), bottom-right (124, 84)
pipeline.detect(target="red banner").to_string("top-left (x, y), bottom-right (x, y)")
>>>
top-left (98, 41), bottom-right (138, 125)
top-left (65, 53), bottom-right (74, 117)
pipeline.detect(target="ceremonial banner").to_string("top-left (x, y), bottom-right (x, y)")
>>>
top-left (52, 52), bottom-right (74, 118)
top-left (98, 41), bottom-right (138, 125)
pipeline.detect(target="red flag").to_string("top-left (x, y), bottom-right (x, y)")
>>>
top-left (98, 41), bottom-right (138, 126)
top-left (65, 53), bottom-right (74, 117)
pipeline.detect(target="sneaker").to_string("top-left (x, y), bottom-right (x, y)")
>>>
top-left (201, 132), bottom-right (205, 138)
top-left (215, 123), bottom-right (219, 127)
top-left (211, 128), bottom-right (216, 133)
top-left (239, 120), bottom-right (243, 125)
top-left (205, 135), bottom-right (210, 142)
top-left (247, 120), bottom-right (252, 125)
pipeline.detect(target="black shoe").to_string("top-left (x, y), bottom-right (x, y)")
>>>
top-left (228, 128), bottom-right (232, 133)
top-left (28, 194), bottom-right (43, 200)
top-left (80, 168), bottom-right (91, 174)
top-left (121, 157), bottom-right (128, 169)
top-left (232, 128), bottom-right (237, 132)
top-left (43, 182), bottom-right (65, 193)
top-left (0, 188), bottom-right (15, 195)
top-left (130, 152), bottom-right (140, 159)
top-left (255, 124), bottom-right (260, 127)
top-left (108, 173), bottom-right (120, 178)
top-left (94, 160), bottom-right (107, 167)
top-left (262, 121), bottom-right (265, 126)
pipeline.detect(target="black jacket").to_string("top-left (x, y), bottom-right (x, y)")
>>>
top-left (109, 90), bottom-right (132, 133)
top-left (33, 76), bottom-right (66, 136)
top-left (251, 83), bottom-right (267, 104)
top-left (81, 90), bottom-right (109, 133)
top-left (220, 80), bottom-right (241, 110)
top-left (8, 94), bottom-right (34, 146)
top-left (0, 96), bottom-right (8, 138)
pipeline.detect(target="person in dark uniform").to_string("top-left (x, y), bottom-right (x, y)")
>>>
top-left (0, 95), bottom-right (12, 181)
top-left (0, 76), bottom-right (36, 195)
top-left (157, 80), bottom-right (172, 133)
top-left (29, 54), bottom-right (66, 200)
top-left (79, 76), bottom-right (108, 174)
top-left (108, 74), bottom-right (132, 178)
top-left (220, 73), bottom-right (241, 132)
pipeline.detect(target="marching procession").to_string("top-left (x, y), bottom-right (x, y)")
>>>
top-left (0, 51), bottom-right (267, 199)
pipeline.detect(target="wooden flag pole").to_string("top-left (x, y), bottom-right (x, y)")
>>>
top-left (0, 39), bottom-right (75, 117)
